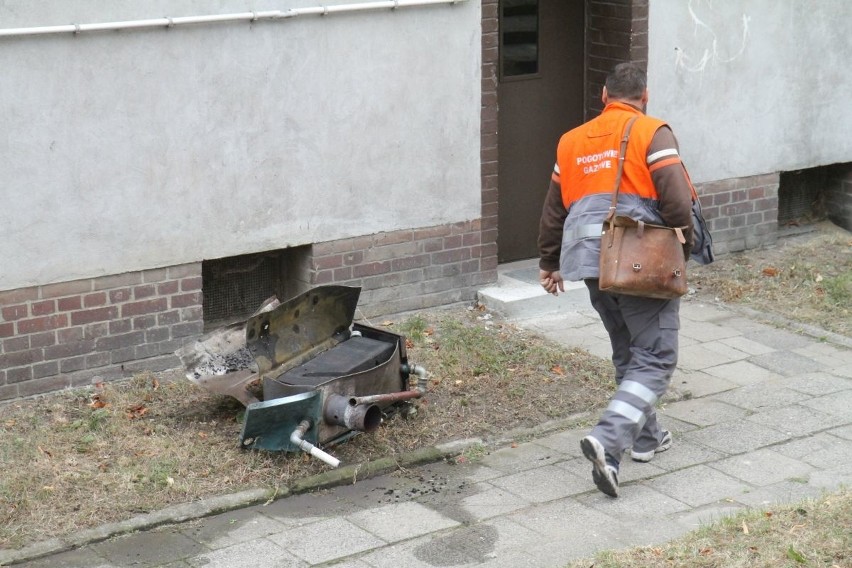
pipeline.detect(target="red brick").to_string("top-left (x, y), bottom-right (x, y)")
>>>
top-left (109, 288), bottom-right (132, 303)
top-left (109, 319), bottom-right (133, 335)
top-left (170, 293), bottom-right (201, 309)
top-left (343, 251), bottom-right (364, 266)
top-left (121, 298), bottom-right (168, 317)
top-left (157, 281), bottom-right (180, 295)
top-left (33, 361), bottom-right (59, 379)
top-left (3, 336), bottom-right (29, 352)
top-left (44, 340), bottom-right (96, 360)
top-left (168, 264), bottom-right (201, 279)
top-left (0, 287), bottom-right (39, 305)
top-left (333, 267), bottom-right (353, 281)
top-left (92, 272), bottom-right (142, 291)
top-left (17, 374), bottom-right (70, 396)
top-left (157, 310), bottom-right (181, 326)
top-left (71, 306), bottom-right (118, 326)
top-left (7, 366), bottom-right (33, 384)
top-left (314, 270), bottom-right (334, 285)
top-left (315, 255), bottom-right (343, 270)
top-left (58, 327), bottom-right (84, 343)
top-left (373, 231), bottom-right (413, 247)
top-left (443, 235), bottom-right (463, 249)
top-left (0, 322), bottom-right (13, 338)
top-left (133, 315), bottom-right (157, 330)
top-left (31, 300), bottom-right (56, 316)
top-left (133, 284), bottom-right (156, 299)
top-left (84, 292), bottom-right (107, 308)
top-left (84, 322), bottom-right (110, 340)
top-left (0, 348), bottom-right (43, 368)
top-left (142, 267), bottom-right (169, 283)
top-left (18, 314), bottom-right (68, 334)
top-left (41, 279), bottom-right (92, 299)
top-left (57, 296), bottom-right (82, 311)
top-left (30, 331), bottom-right (56, 348)
top-left (180, 277), bottom-right (202, 292)
top-left (353, 261), bottom-right (391, 278)
top-left (2, 304), bottom-right (28, 321)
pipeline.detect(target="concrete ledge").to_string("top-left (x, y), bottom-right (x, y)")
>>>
top-left (477, 261), bottom-right (588, 319)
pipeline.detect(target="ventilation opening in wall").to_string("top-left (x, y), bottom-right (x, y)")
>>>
top-left (201, 247), bottom-right (310, 330)
top-left (778, 167), bottom-right (829, 235)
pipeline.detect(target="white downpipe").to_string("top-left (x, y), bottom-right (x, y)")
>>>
top-left (0, 0), bottom-right (467, 38)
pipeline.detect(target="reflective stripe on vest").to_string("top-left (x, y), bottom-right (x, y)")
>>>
top-left (557, 102), bottom-right (666, 210)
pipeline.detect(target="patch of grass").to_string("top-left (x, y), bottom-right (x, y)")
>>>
top-left (691, 222), bottom-right (852, 336)
top-left (568, 488), bottom-right (851, 568)
top-left (0, 311), bottom-right (613, 549)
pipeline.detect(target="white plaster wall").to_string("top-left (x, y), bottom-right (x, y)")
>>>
top-left (0, 0), bottom-right (481, 291)
top-left (648, 0), bottom-right (852, 183)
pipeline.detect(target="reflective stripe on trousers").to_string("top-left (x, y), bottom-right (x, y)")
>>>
top-left (584, 279), bottom-right (680, 461)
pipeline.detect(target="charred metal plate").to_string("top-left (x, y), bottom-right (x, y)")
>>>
top-left (240, 390), bottom-right (322, 452)
top-left (245, 285), bottom-right (360, 374)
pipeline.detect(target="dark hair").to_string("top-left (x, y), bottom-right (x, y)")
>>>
top-left (604, 63), bottom-right (646, 100)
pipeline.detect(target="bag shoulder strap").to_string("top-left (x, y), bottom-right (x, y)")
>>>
top-left (605, 116), bottom-right (640, 224)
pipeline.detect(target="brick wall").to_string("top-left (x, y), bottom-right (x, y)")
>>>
top-left (0, 265), bottom-right (202, 401)
top-left (586, 0), bottom-right (649, 119)
top-left (311, 220), bottom-right (492, 319)
top-left (694, 173), bottom-right (779, 255)
top-left (480, 0), bottom-right (499, 281)
top-left (826, 163), bottom-right (852, 232)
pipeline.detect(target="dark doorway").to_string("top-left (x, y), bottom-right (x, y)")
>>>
top-left (497, 0), bottom-right (585, 262)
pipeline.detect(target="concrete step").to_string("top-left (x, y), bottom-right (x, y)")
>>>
top-left (477, 259), bottom-right (589, 320)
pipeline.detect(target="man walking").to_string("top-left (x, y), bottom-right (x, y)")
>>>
top-left (537, 62), bottom-right (713, 497)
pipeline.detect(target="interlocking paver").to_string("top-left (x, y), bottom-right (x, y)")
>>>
top-left (642, 465), bottom-right (752, 507)
top-left (703, 359), bottom-right (782, 385)
top-left (488, 464), bottom-right (588, 503)
top-left (683, 420), bottom-right (791, 455)
top-left (660, 398), bottom-right (749, 427)
top-left (670, 369), bottom-right (739, 398)
top-left (710, 384), bottom-right (808, 411)
top-left (775, 372), bottom-right (852, 395)
top-left (265, 518), bottom-right (386, 565)
top-left (745, 404), bottom-right (847, 437)
top-left (799, 389), bottom-right (852, 418)
top-left (346, 501), bottom-right (459, 542)
top-left (749, 351), bottom-right (828, 377)
top-left (711, 448), bottom-right (814, 486)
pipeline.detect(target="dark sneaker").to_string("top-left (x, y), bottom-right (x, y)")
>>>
top-left (580, 435), bottom-right (619, 497)
top-left (631, 430), bottom-right (673, 463)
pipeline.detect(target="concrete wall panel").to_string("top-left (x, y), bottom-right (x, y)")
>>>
top-left (0, 0), bottom-right (481, 291)
top-left (648, 0), bottom-right (852, 183)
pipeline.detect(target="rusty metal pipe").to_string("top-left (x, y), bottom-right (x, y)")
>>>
top-left (348, 390), bottom-right (423, 406)
top-left (323, 394), bottom-right (382, 433)
top-left (347, 364), bottom-right (428, 406)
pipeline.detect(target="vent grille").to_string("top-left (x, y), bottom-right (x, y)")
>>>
top-left (202, 253), bottom-right (282, 326)
top-left (778, 169), bottom-right (827, 225)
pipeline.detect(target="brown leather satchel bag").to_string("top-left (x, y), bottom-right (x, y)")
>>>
top-left (598, 117), bottom-right (689, 299)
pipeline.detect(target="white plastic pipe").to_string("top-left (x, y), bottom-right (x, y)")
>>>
top-left (0, 0), bottom-right (466, 38)
top-left (289, 419), bottom-right (341, 468)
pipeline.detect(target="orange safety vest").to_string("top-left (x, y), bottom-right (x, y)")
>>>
top-left (556, 102), bottom-right (666, 210)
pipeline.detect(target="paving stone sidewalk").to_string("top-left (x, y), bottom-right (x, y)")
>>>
top-left (6, 299), bottom-right (852, 568)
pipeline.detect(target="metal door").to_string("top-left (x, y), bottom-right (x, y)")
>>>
top-left (497, 0), bottom-right (584, 262)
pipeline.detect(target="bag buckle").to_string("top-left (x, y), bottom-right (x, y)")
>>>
top-left (672, 269), bottom-right (682, 277)
top-left (632, 263), bottom-right (641, 272)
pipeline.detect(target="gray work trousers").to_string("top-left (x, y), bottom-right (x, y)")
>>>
top-left (585, 279), bottom-right (680, 463)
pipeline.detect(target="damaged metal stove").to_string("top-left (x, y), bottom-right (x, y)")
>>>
top-left (176, 285), bottom-right (426, 468)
